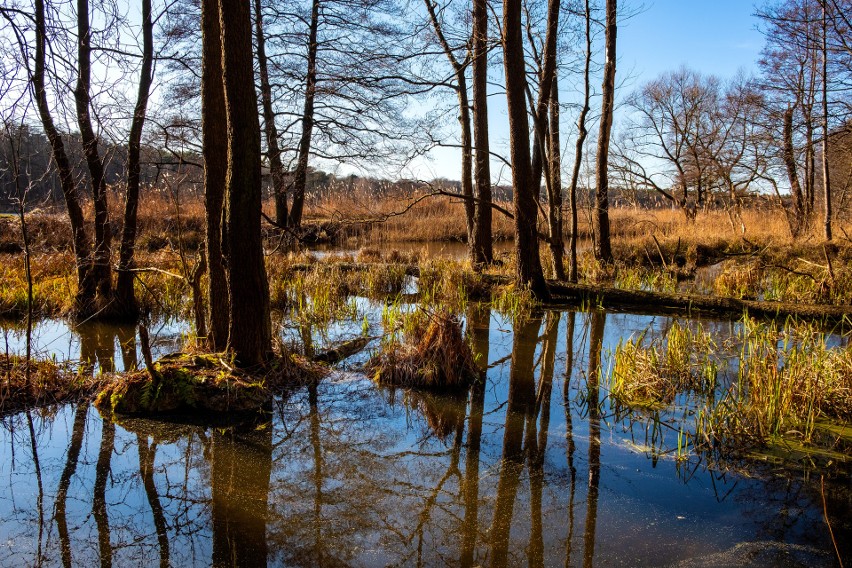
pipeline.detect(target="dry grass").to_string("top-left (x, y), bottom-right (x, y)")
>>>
top-left (0, 354), bottom-right (108, 415)
top-left (368, 310), bottom-right (480, 389)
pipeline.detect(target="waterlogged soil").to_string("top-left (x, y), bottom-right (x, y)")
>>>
top-left (1, 307), bottom-right (850, 567)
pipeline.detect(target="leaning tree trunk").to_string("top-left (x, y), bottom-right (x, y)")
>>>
top-left (287, 0), bottom-right (320, 229)
top-left (254, 0), bottom-right (289, 227)
top-left (594, 0), bottom-right (616, 263)
top-left (33, 0), bottom-right (93, 310)
top-left (116, 0), bottom-right (154, 317)
top-left (202, 0), bottom-right (230, 350)
top-left (75, 0), bottom-right (113, 306)
top-left (529, 0), bottom-right (560, 195)
top-left (424, 0), bottom-right (474, 245)
top-left (503, 0), bottom-right (548, 298)
top-left (218, 0), bottom-right (272, 366)
top-left (470, 0), bottom-right (493, 267)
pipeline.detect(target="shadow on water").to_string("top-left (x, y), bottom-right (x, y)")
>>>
top-left (0, 305), bottom-right (850, 567)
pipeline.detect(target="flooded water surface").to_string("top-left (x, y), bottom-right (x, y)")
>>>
top-left (1, 307), bottom-right (849, 566)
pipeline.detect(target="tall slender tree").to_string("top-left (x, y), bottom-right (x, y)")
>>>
top-left (470, 0), bottom-right (493, 267)
top-left (567, 0), bottom-right (592, 282)
top-left (254, 0), bottom-right (289, 227)
top-left (75, 0), bottom-right (113, 301)
top-left (287, 0), bottom-right (321, 229)
top-left (821, 0), bottom-right (833, 240)
top-left (116, 0), bottom-right (155, 316)
top-left (594, 0), bottom-right (616, 263)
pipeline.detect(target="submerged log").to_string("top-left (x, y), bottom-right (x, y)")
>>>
top-left (313, 336), bottom-right (373, 364)
top-left (546, 281), bottom-right (852, 322)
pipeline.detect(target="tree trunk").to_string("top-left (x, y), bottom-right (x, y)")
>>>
top-left (424, 0), bottom-right (474, 247)
top-left (75, 0), bottom-right (113, 304)
top-left (288, 0), bottom-right (321, 229)
top-left (594, 0), bottom-right (616, 263)
top-left (219, 0), bottom-right (272, 366)
top-left (503, 0), bottom-right (548, 298)
top-left (470, 0), bottom-right (493, 267)
top-left (821, 0), bottom-right (832, 241)
top-left (202, 0), bottom-right (230, 350)
top-left (529, 0), bottom-right (560, 195)
top-left (33, 0), bottom-right (93, 310)
top-left (567, 0), bottom-right (591, 282)
top-left (783, 106), bottom-right (806, 238)
top-left (547, 79), bottom-right (565, 280)
top-left (116, 0), bottom-right (155, 317)
top-left (254, 0), bottom-right (289, 227)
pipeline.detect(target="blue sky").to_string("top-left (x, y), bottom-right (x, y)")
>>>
top-left (402, 0), bottom-right (768, 182)
top-left (619, 0), bottom-right (764, 83)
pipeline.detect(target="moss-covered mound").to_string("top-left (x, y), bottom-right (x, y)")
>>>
top-left (95, 352), bottom-right (310, 415)
top-left (368, 311), bottom-right (481, 389)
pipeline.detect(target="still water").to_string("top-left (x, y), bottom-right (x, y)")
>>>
top-left (0, 308), bottom-right (849, 567)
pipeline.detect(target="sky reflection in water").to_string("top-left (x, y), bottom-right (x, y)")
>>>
top-left (0, 307), bottom-right (848, 567)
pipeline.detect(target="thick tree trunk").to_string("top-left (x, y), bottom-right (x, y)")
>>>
top-left (116, 0), bottom-right (154, 317)
top-left (547, 79), bottom-right (565, 280)
top-left (288, 0), bottom-right (320, 229)
top-left (470, 0), bottom-right (493, 267)
top-left (202, 0), bottom-right (230, 350)
top-left (594, 0), bottom-right (616, 263)
top-left (567, 0), bottom-right (591, 282)
top-left (219, 0), bottom-right (272, 366)
top-left (503, 0), bottom-right (548, 298)
top-left (254, 0), bottom-right (289, 227)
top-left (33, 0), bottom-right (93, 310)
top-left (75, 0), bottom-right (113, 304)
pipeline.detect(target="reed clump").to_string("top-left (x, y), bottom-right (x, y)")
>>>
top-left (368, 310), bottom-right (480, 389)
top-left (419, 259), bottom-right (488, 311)
top-left (491, 283), bottom-right (537, 321)
top-left (610, 321), bottom-right (718, 409)
top-left (697, 319), bottom-right (852, 449)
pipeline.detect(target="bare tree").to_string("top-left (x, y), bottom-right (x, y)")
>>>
top-left (470, 0), bottom-right (493, 266)
top-left (614, 67), bottom-right (723, 220)
top-left (593, 0), bottom-right (615, 262)
top-left (567, 0), bottom-right (592, 282)
top-left (116, 0), bottom-right (156, 316)
top-left (74, 0), bottom-right (113, 303)
top-left (254, 0), bottom-right (289, 226)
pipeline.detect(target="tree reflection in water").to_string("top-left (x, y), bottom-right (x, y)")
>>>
top-left (210, 412), bottom-right (273, 567)
top-left (583, 310), bottom-right (605, 568)
top-left (489, 313), bottom-right (542, 567)
top-left (0, 307), bottom-right (849, 567)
